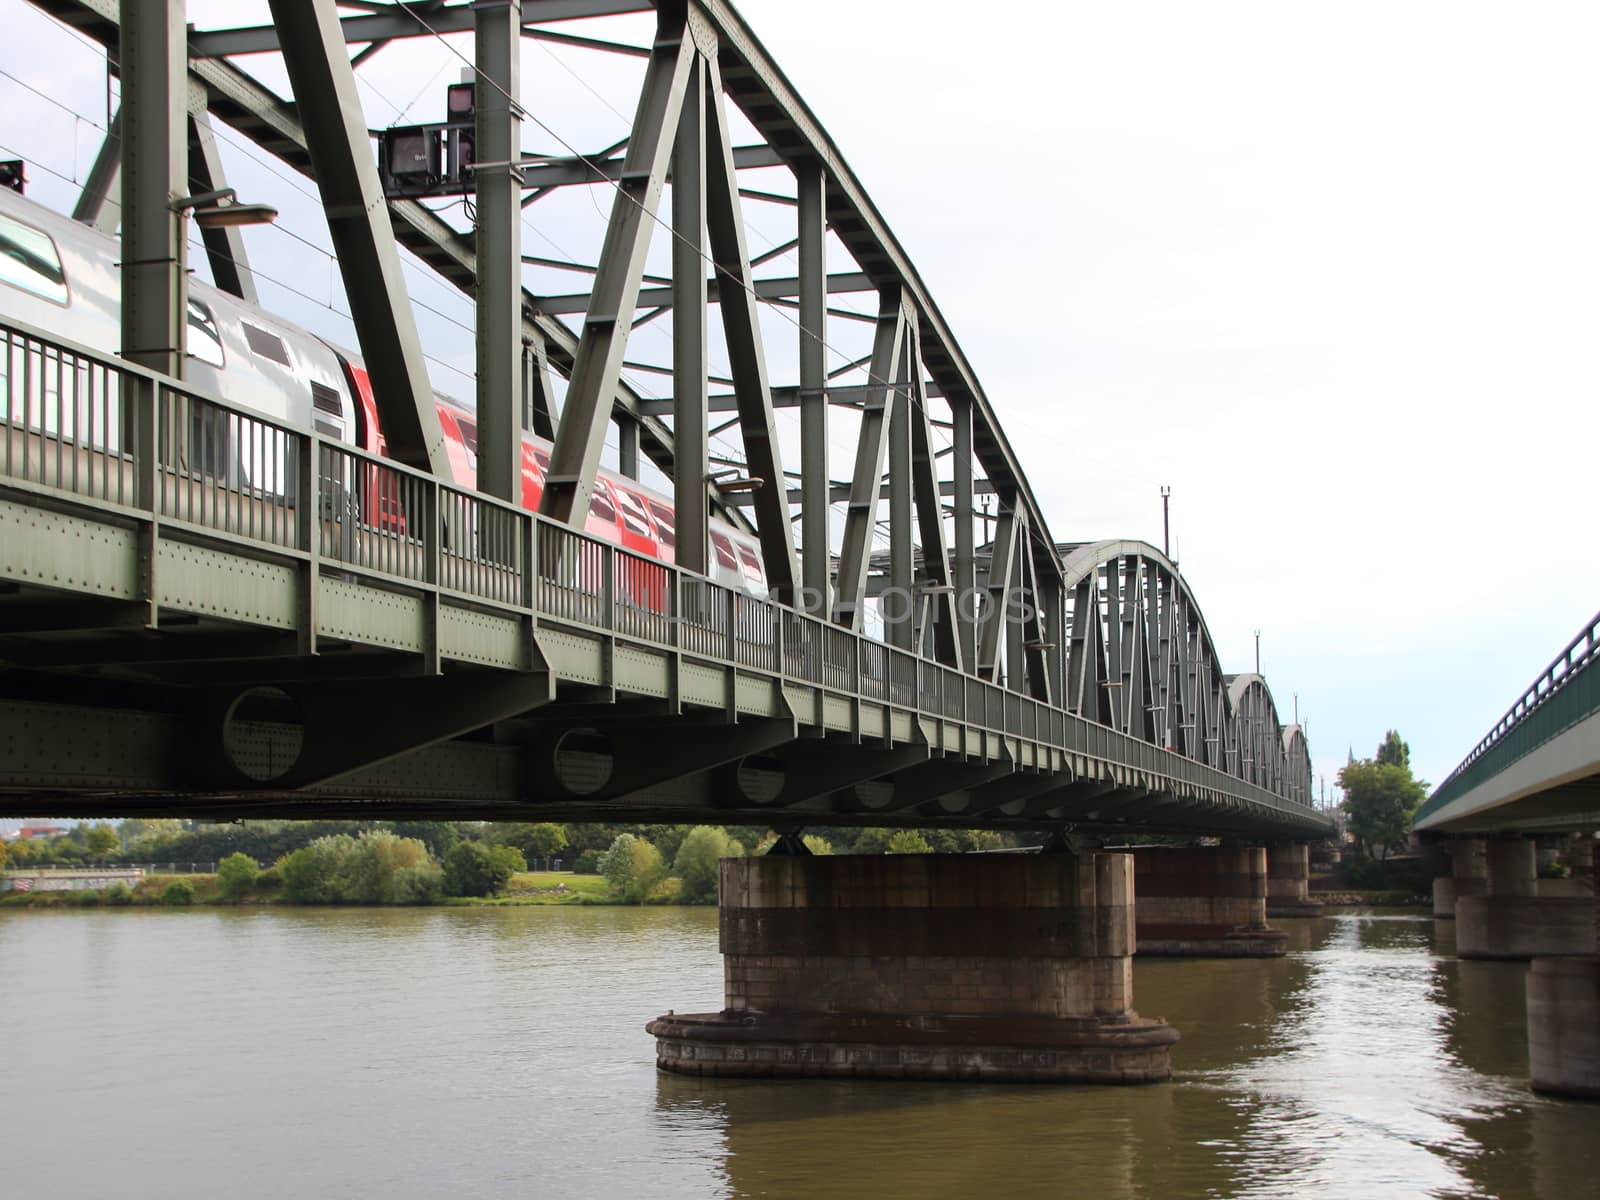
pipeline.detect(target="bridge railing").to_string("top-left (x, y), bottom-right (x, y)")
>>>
top-left (0, 314), bottom-right (1326, 829)
top-left (1418, 608), bottom-right (1600, 823)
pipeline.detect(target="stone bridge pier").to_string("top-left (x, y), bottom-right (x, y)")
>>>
top-left (1456, 838), bottom-right (1596, 960)
top-left (648, 850), bottom-right (1178, 1083)
top-left (1130, 846), bottom-right (1286, 957)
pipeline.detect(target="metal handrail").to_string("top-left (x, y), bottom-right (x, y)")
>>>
top-left (1431, 608), bottom-right (1600, 797)
top-left (0, 314), bottom-right (1326, 828)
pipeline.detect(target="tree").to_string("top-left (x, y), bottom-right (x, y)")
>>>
top-left (801, 835), bottom-right (833, 856)
top-left (388, 821), bottom-right (461, 859)
top-left (442, 841), bottom-right (522, 898)
top-left (887, 830), bottom-right (933, 855)
top-left (216, 852), bottom-right (260, 899)
top-left (673, 826), bottom-right (736, 903)
top-left (0, 838), bottom-right (9, 869)
top-left (84, 823), bottom-right (120, 860)
top-left (1376, 731), bottom-right (1411, 770)
top-left (496, 822), bottom-right (569, 864)
top-left (600, 833), bottom-right (666, 904)
top-left (1338, 753), bottom-right (1427, 861)
top-left (853, 827), bottom-right (893, 855)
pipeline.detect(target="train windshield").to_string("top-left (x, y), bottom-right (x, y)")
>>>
top-left (0, 213), bottom-right (67, 305)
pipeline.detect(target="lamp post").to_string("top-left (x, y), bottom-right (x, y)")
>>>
top-left (1160, 485), bottom-right (1171, 558)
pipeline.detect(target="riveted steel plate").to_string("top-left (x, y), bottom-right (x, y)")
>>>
top-left (158, 539), bottom-right (296, 627)
top-left (0, 498), bottom-right (137, 598)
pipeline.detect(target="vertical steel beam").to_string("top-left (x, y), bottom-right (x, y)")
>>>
top-left (1102, 560), bottom-right (1124, 731)
top-left (542, 8), bottom-right (695, 525)
top-left (702, 52), bottom-right (800, 602)
top-left (885, 334), bottom-right (913, 651)
top-left (832, 289), bottom-right (907, 628)
top-left (73, 105), bottom-right (122, 234)
top-left (907, 329), bottom-right (960, 669)
top-left (975, 497), bottom-right (1018, 680)
top-left (475, 0), bottom-right (523, 501)
top-left (267, 0), bottom-right (448, 477)
top-left (616, 418), bottom-right (640, 479)
top-left (187, 111), bottom-right (258, 304)
top-left (950, 394), bottom-right (976, 668)
top-left (120, 0), bottom-right (186, 379)
top-left (796, 158), bottom-right (828, 614)
top-left (672, 52), bottom-right (709, 576)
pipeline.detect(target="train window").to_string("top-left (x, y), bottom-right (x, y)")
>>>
top-left (614, 487), bottom-right (653, 538)
top-left (646, 501), bottom-right (676, 550)
top-left (186, 298), bottom-right (225, 367)
top-left (242, 322), bottom-right (291, 366)
top-left (589, 483), bottom-right (617, 524)
top-left (711, 532), bottom-right (737, 570)
top-left (310, 381), bottom-right (342, 416)
top-left (737, 544), bottom-right (763, 578)
top-left (0, 213), bottom-right (68, 305)
top-left (532, 447), bottom-right (551, 474)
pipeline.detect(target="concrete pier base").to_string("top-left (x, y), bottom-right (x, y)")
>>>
top-left (1456, 837), bottom-right (1596, 959)
top-left (1528, 956), bottom-right (1600, 1099)
top-left (1132, 846), bottom-right (1287, 957)
top-left (1265, 844), bottom-right (1321, 918)
top-left (1433, 838), bottom-right (1487, 919)
top-left (1455, 897), bottom-right (1597, 959)
top-left (648, 852), bottom-right (1178, 1084)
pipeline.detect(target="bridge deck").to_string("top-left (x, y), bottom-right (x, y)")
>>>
top-left (1416, 610), bottom-right (1600, 834)
top-left (0, 317), bottom-right (1327, 835)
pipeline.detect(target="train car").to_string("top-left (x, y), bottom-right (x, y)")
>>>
top-left (0, 183), bottom-right (768, 598)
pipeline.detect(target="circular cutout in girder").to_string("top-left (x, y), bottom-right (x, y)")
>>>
top-left (734, 755), bottom-right (785, 805)
top-left (222, 686), bottom-right (304, 783)
top-left (554, 727), bottom-right (615, 795)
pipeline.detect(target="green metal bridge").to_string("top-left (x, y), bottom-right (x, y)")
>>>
top-left (0, 0), bottom-right (1328, 840)
top-left (1416, 610), bottom-right (1600, 835)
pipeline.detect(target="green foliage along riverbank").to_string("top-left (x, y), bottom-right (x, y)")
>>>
top-left (1, 819), bottom-right (1027, 909)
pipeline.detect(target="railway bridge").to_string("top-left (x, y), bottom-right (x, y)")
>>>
top-left (2, 0), bottom-right (1331, 1084)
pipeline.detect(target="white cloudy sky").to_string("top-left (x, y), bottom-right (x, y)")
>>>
top-left (2, 0), bottom-right (1597, 799)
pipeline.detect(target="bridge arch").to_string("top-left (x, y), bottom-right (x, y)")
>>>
top-left (1057, 539), bottom-right (1308, 805)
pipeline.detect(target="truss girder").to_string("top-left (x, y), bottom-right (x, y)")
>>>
top-left (541, 11), bottom-right (698, 526)
top-left (1058, 539), bottom-right (1307, 804)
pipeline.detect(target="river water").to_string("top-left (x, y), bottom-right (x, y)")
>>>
top-left (0, 906), bottom-right (1589, 1199)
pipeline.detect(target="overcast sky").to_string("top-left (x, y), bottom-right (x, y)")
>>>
top-left (3, 0), bottom-right (1598, 799)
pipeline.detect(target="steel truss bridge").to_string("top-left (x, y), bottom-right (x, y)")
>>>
top-left (0, 0), bottom-right (1326, 838)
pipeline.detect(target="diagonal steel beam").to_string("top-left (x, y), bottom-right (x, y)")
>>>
top-left (265, 0), bottom-right (449, 477)
top-left (531, 269), bottom-right (871, 315)
top-left (701, 45), bottom-right (801, 599)
top-left (540, 7), bottom-right (697, 527)
top-left (831, 288), bottom-right (908, 629)
top-left (187, 111), bottom-right (258, 303)
top-left (975, 497), bottom-right (1019, 681)
top-left (72, 105), bottom-right (122, 233)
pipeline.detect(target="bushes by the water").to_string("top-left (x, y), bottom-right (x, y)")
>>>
top-left (277, 832), bottom-right (441, 904)
top-left (216, 852), bottom-right (260, 900)
top-left (572, 848), bottom-right (603, 875)
top-left (161, 880), bottom-right (196, 906)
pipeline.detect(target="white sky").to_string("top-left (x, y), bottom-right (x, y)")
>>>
top-left (3, 0), bottom-right (1598, 799)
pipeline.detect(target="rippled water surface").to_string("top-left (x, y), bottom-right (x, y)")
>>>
top-left (1, 907), bottom-right (1589, 1199)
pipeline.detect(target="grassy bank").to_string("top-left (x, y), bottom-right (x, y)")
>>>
top-left (0, 870), bottom-right (678, 909)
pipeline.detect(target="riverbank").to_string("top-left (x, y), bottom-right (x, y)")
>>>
top-left (0, 870), bottom-right (671, 909)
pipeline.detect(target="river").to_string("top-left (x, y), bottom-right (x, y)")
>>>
top-left (0, 906), bottom-right (1588, 1199)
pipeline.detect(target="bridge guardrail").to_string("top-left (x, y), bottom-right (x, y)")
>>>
top-left (1417, 608), bottom-right (1600, 824)
top-left (0, 315), bottom-right (1327, 831)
